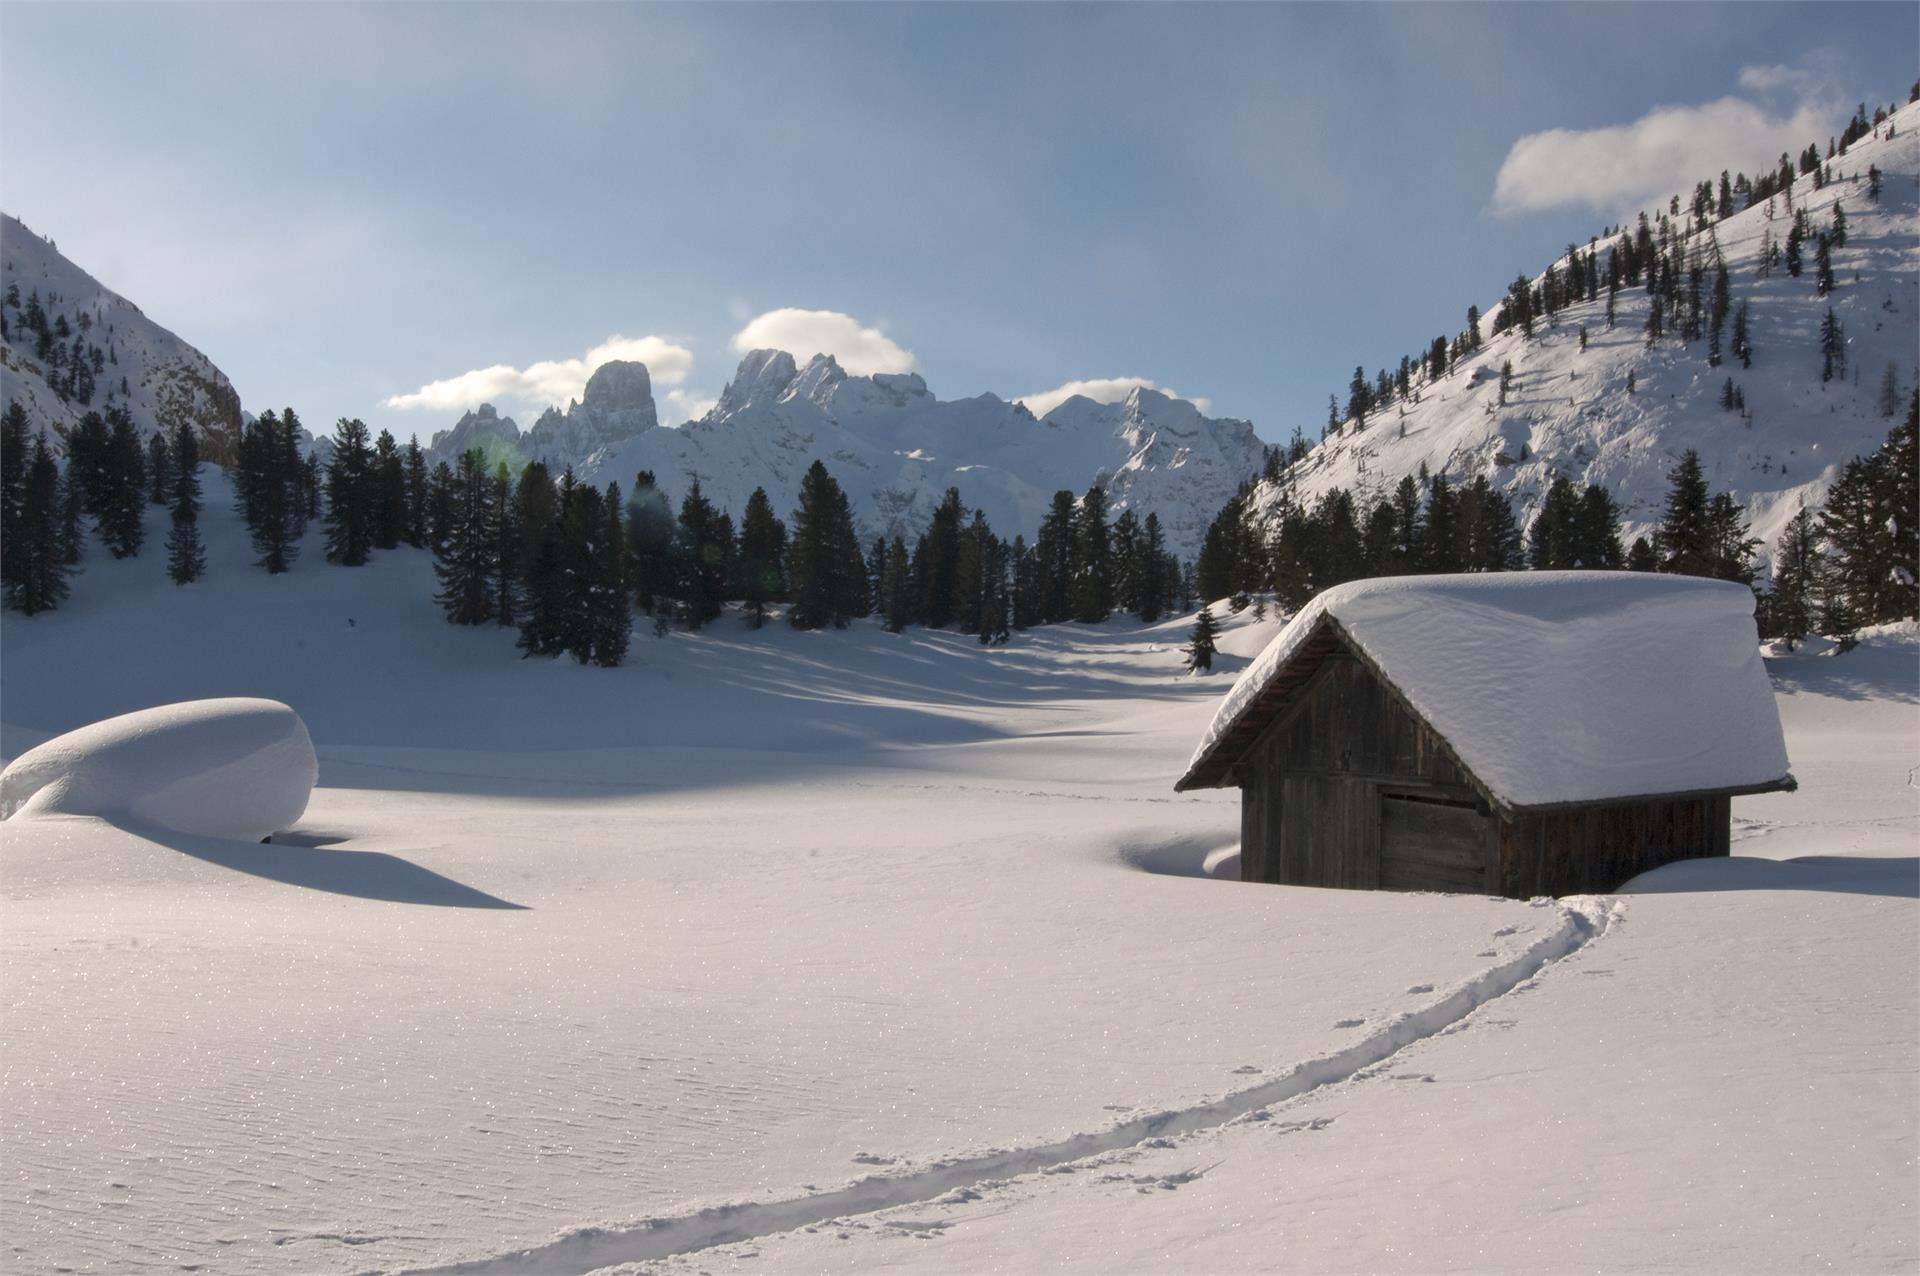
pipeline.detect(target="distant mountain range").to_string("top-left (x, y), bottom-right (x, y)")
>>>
top-left (424, 349), bottom-right (1266, 557)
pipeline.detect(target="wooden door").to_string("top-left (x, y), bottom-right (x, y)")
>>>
top-left (1377, 790), bottom-right (1494, 893)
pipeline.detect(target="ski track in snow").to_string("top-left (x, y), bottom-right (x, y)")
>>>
top-left (397, 897), bottom-right (1620, 1276)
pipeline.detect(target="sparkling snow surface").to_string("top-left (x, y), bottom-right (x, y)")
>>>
top-left (1, 482), bottom-right (1913, 1275)
top-left (1182, 572), bottom-right (1792, 809)
top-left (1, 698), bottom-right (315, 839)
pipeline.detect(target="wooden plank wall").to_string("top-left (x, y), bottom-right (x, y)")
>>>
top-left (1379, 794), bottom-right (1495, 892)
top-left (1238, 655), bottom-right (1483, 891)
top-left (1499, 794), bottom-right (1731, 896)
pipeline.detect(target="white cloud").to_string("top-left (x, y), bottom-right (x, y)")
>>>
top-left (1491, 90), bottom-right (1838, 218)
top-left (1016, 376), bottom-right (1212, 420)
top-left (1736, 63), bottom-right (1814, 94)
top-left (729, 308), bottom-right (916, 376)
top-left (662, 387), bottom-right (718, 424)
top-left (385, 334), bottom-right (694, 412)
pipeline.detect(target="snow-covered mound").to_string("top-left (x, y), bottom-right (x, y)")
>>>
top-left (427, 350), bottom-right (1265, 556)
top-left (0, 214), bottom-right (246, 464)
top-left (1265, 100), bottom-right (1920, 566)
top-left (1180, 572), bottom-right (1793, 810)
top-left (0, 698), bottom-right (316, 840)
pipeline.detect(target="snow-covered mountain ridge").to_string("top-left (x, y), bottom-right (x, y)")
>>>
top-left (0, 214), bottom-right (244, 464)
top-left (430, 349), bottom-right (1267, 557)
top-left (1262, 99), bottom-right (1920, 566)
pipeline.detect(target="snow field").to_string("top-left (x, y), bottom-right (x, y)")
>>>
top-left (1, 484), bottom-right (1913, 1274)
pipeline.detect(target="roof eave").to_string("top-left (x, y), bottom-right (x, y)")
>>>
top-left (1501, 773), bottom-right (1798, 818)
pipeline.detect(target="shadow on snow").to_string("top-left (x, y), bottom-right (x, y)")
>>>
top-left (134, 823), bottom-right (530, 909)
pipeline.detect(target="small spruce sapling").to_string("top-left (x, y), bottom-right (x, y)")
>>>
top-left (1185, 605), bottom-right (1219, 674)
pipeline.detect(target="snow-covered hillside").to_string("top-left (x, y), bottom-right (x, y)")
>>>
top-left (429, 350), bottom-right (1266, 557)
top-left (1267, 101), bottom-right (1920, 565)
top-left (0, 214), bottom-right (245, 463)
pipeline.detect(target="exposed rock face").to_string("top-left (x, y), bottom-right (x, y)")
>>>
top-left (427, 403), bottom-right (523, 462)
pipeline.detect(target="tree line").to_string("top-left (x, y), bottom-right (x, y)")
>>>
top-left (1187, 394), bottom-right (1917, 660)
top-left (1, 403), bottom-right (1198, 660)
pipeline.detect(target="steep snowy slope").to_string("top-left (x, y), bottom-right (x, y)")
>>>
top-left (0, 214), bottom-right (245, 463)
top-left (430, 350), bottom-right (1264, 556)
top-left (1266, 101), bottom-right (1920, 564)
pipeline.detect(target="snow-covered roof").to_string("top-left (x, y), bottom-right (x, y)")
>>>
top-left (1176, 572), bottom-right (1794, 811)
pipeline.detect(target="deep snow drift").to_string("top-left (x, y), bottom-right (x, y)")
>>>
top-left (0, 491), bottom-right (1912, 1275)
top-left (1, 698), bottom-right (315, 839)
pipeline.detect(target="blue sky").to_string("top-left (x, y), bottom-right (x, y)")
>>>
top-left (3, 3), bottom-right (1914, 442)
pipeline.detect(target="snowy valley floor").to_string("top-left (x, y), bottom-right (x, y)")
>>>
top-left (1, 520), bottom-right (1916, 1275)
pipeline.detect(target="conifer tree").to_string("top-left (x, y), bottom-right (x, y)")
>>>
top-left (433, 448), bottom-right (497, 625)
top-left (404, 438), bottom-right (430, 547)
top-left (1730, 301), bottom-right (1752, 369)
top-left (1137, 512), bottom-right (1170, 622)
top-left (1768, 504), bottom-right (1820, 648)
top-left (1011, 534), bottom-right (1040, 629)
top-left (491, 463), bottom-right (516, 626)
top-left (1876, 363), bottom-right (1902, 418)
top-left (323, 417), bottom-right (376, 565)
top-left (1422, 475), bottom-right (1464, 572)
top-left (1528, 476), bottom-right (1579, 570)
top-left (1706, 493), bottom-right (1758, 585)
top-left (96, 407), bottom-right (146, 559)
top-left (1818, 455), bottom-right (1895, 627)
top-left (1572, 484), bottom-right (1625, 568)
top-left (866, 536), bottom-right (888, 615)
top-left (1033, 490), bottom-right (1078, 623)
top-left (671, 478), bottom-right (731, 629)
top-left (914, 488), bottom-right (966, 628)
top-left (590, 483), bottom-right (632, 666)
top-left (425, 460), bottom-right (456, 556)
top-left (163, 420), bottom-right (205, 585)
top-left (1626, 536), bottom-right (1658, 571)
top-left (1462, 476), bottom-right (1523, 572)
top-left (514, 462), bottom-right (565, 657)
top-left (146, 432), bottom-right (174, 505)
top-left (1654, 450), bottom-right (1714, 576)
top-left (57, 463), bottom-right (84, 566)
top-left (1111, 508), bottom-right (1141, 616)
top-left (246, 415), bottom-right (302, 574)
top-left (787, 460), bottom-right (864, 629)
top-left (1071, 484), bottom-right (1114, 622)
top-left (0, 402), bottom-right (29, 593)
top-left (6, 436), bottom-right (69, 614)
top-left (1195, 498), bottom-right (1242, 602)
top-left (736, 486), bottom-right (788, 629)
top-left (1814, 231), bottom-right (1835, 296)
top-left (370, 429), bottom-right (408, 550)
top-left (624, 472), bottom-right (675, 615)
top-left (881, 534), bottom-right (913, 633)
top-left (1819, 308), bottom-right (1846, 383)
top-left (1184, 604), bottom-right (1218, 673)
top-left (954, 509), bottom-right (993, 634)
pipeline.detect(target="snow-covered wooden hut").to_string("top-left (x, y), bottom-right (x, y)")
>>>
top-left (1175, 573), bottom-right (1795, 897)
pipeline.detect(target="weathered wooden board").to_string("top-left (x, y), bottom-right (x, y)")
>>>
top-left (1379, 793), bottom-right (1491, 892)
